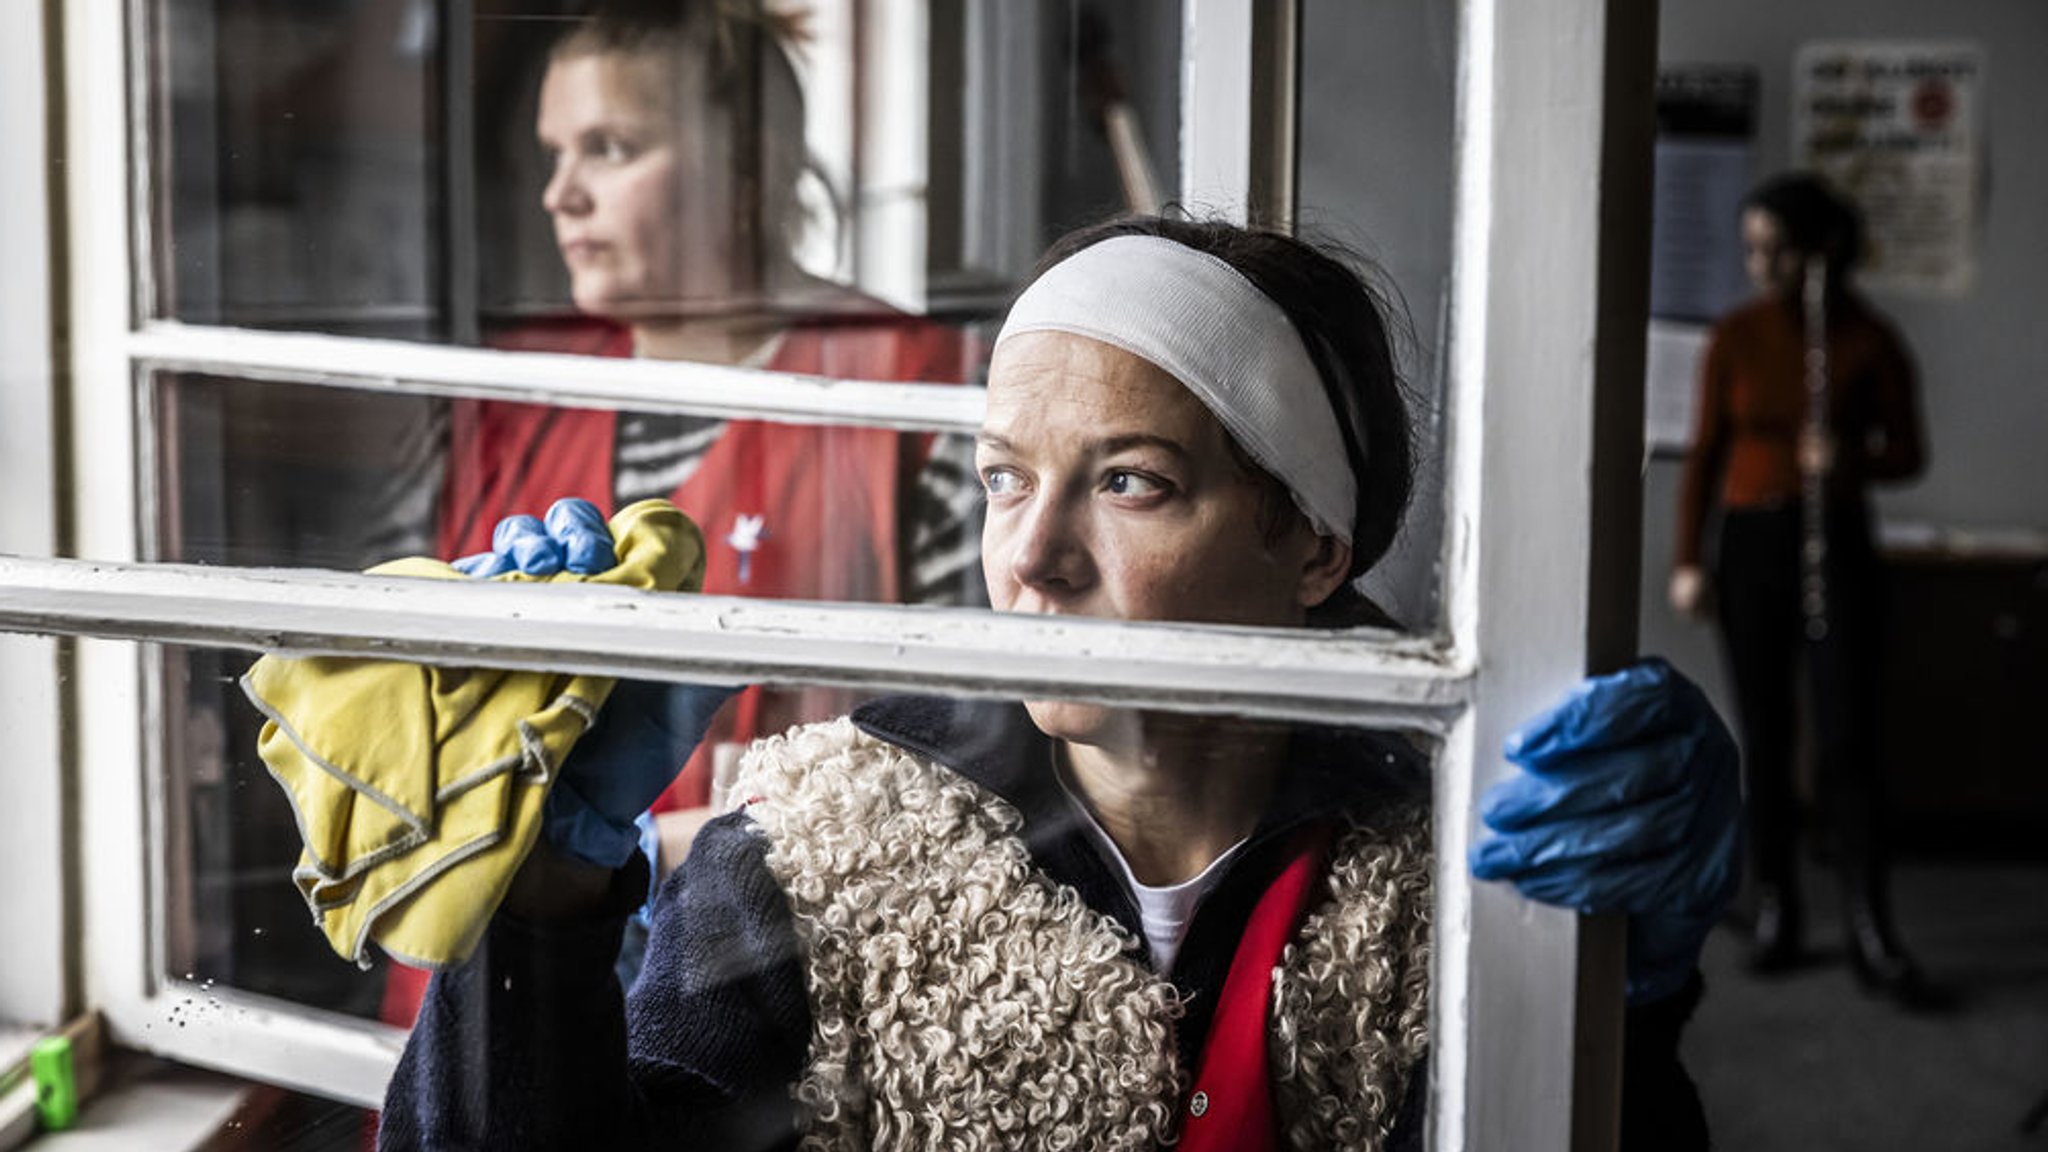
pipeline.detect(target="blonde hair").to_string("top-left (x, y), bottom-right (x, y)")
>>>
top-left (553, 1), bottom-right (813, 273)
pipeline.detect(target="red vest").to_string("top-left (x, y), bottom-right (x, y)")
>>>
top-left (380, 316), bottom-right (968, 1030)
top-left (436, 316), bottom-right (969, 812)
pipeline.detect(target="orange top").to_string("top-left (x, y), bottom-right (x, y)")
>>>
top-left (1675, 293), bottom-right (1924, 566)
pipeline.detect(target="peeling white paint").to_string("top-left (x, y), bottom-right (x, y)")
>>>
top-left (0, 554), bottom-right (1469, 727)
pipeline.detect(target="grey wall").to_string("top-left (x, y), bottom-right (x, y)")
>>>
top-left (1643, 0), bottom-right (2048, 708)
top-left (1298, 0), bottom-right (1459, 632)
top-left (1286, 0), bottom-right (2042, 656)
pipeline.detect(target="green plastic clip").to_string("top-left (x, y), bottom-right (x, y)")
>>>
top-left (30, 1034), bottom-right (77, 1131)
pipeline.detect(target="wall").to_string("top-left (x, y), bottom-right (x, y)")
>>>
top-left (1643, 0), bottom-right (2048, 710)
top-left (1298, 0), bottom-right (1458, 632)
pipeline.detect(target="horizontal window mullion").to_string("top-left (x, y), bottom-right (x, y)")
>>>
top-left (126, 322), bottom-right (988, 434)
top-left (0, 555), bottom-right (1469, 729)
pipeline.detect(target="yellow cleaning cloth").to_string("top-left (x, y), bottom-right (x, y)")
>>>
top-left (241, 499), bottom-right (705, 969)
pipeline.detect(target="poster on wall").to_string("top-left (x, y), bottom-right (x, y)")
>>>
top-left (1650, 65), bottom-right (1757, 325)
top-left (1645, 65), bottom-right (1756, 452)
top-left (1645, 321), bottom-right (1709, 456)
top-left (1794, 41), bottom-right (1984, 296)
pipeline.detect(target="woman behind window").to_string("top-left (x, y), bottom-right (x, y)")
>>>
top-left (370, 215), bottom-right (1742, 1152)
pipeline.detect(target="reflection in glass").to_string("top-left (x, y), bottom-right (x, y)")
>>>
top-left (152, 371), bottom-right (984, 600)
top-left (154, 366), bottom-right (984, 1024)
top-left (156, 374), bottom-right (448, 571)
top-left (147, 0), bottom-right (1184, 340)
top-left (151, 0), bottom-right (444, 337)
top-left (154, 369), bottom-right (985, 1023)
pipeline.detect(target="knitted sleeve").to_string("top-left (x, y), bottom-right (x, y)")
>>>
top-left (628, 810), bottom-right (813, 1146)
top-left (378, 813), bottom-right (810, 1151)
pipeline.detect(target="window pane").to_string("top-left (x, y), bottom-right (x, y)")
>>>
top-left (1298, 0), bottom-right (1457, 636)
top-left (147, 0), bottom-right (1185, 340)
top-left (149, 371), bottom-right (987, 606)
top-left (172, 649), bottom-right (1436, 1129)
top-left (153, 374), bottom-right (449, 571)
top-left (150, 0), bottom-right (444, 337)
top-left (171, 641), bottom-right (392, 1021)
top-left (169, 649), bottom-right (922, 1025)
top-left (148, 355), bottom-right (1436, 633)
top-left (209, 1087), bottom-right (376, 1152)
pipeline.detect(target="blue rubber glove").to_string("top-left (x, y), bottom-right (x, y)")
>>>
top-left (452, 498), bottom-right (617, 578)
top-left (454, 498), bottom-right (735, 868)
top-left (1468, 658), bottom-right (1741, 1005)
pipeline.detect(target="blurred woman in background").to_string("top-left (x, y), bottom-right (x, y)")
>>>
top-left (1670, 172), bottom-right (1931, 1005)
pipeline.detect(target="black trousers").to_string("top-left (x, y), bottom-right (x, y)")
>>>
top-left (1714, 502), bottom-right (1892, 911)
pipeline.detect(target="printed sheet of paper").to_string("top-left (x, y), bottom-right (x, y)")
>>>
top-left (1651, 65), bottom-right (1757, 324)
top-left (1795, 42), bottom-right (1984, 296)
top-left (1645, 320), bottom-right (1708, 455)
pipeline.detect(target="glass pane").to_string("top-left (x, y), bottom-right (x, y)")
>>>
top-left (150, 0), bottom-right (445, 337)
top-left (150, 371), bottom-right (987, 606)
top-left (149, 347), bottom-right (1435, 632)
top-left (168, 650), bottom-right (931, 1026)
top-left (171, 641), bottom-right (392, 1021)
top-left (209, 1087), bottom-right (376, 1151)
top-left (1297, 0), bottom-right (1458, 636)
top-left (147, 0), bottom-right (1185, 340)
top-left (146, 3), bottom-right (1437, 636)
top-left (153, 374), bottom-right (450, 571)
top-left (172, 646), bottom-right (1437, 1133)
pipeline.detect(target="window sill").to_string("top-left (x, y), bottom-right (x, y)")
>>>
top-left (16, 1059), bottom-right (247, 1152)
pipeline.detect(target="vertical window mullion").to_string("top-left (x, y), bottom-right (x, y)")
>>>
top-left (67, 0), bottom-right (153, 1053)
top-left (439, 0), bottom-right (479, 347)
top-left (0, 0), bottom-right (68, 1032)
top-left (1442, 1), bottom-right (1653, 1149)
top-left (1178, 0), bottom-right (1255, 221)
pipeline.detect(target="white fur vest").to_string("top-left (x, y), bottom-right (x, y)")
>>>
top-left (732, 718), bottom-right (1433, 1152)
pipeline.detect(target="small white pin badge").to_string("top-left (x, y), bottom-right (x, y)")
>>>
top-left (727, 513), bottom-right (766, 584)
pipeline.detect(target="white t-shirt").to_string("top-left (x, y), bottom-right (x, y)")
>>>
top-left (1056, 772), bottom-right (1247, 975)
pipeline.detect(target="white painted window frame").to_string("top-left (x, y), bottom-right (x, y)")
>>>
top-left (0, 0), bottom-right (69, 1040)
top-left (13, 0), bottom-right (1654, 1145)
top-left (1189, 11), bottom-right (1656, 1144)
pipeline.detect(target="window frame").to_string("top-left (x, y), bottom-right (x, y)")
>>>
top-left (8, 0), bottom-right (1659, 1145)
top-left (0, 0), bottom-right (70, 1038)
top-left (1438, 3), bottom-right (1657, 1146)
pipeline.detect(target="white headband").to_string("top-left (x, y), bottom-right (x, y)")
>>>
top-left (994, 234), bottom-right (1358, 543)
